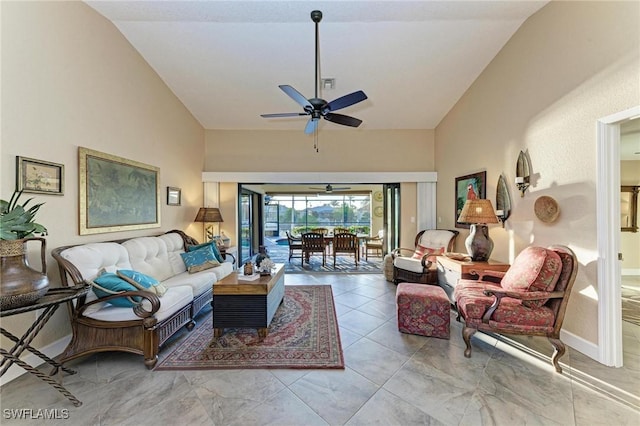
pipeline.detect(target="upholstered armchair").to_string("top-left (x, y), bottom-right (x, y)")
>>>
top-left (392, 229), bottom-right (458, 284)
top-left (454, 245), bottom-right (578, 373)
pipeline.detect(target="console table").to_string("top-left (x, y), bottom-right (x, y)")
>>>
top-left (437, 256), bottom-right (510, 302)
top-left (0, 284), bottom-right (89, 407)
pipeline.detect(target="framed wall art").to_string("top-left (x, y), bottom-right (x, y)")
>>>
top-left (455, 171), bottom-right (486, 229)
top-left (79, 147), bottom-right (160, 235)
top-left (16, 156), bottom-right (64, 195)
top-left (167, 186), bottom-right (181, 206)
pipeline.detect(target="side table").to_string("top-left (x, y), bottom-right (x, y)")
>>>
top-left (436, 256), bottom-right (510, 302)
top-left (1, 284), bottom-right (89, 407)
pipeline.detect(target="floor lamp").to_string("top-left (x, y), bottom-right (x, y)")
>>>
top-left (457, 199), bottom-right (499, 261)
top-left (194, 207), bottom-right (223, 242)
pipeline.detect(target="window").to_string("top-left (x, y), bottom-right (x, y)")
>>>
top-left (265, 194), bottom-right (371, 236)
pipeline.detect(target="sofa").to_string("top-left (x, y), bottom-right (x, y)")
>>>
top-left (52, 230), bottom-right (233, 369)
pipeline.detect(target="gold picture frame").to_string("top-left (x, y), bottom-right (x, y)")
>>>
top-left (79, 147), bottom-right (160, 235)
top-left (16, 156), bottom-right (64, 195)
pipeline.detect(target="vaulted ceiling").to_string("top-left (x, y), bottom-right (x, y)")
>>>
top-left (86, 0), bottom-right (548, 132)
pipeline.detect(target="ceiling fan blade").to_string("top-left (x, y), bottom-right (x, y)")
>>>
top-left (304, 118), bottom-right (318, 134)
top-left (325, 91), bottom-right (368, 112)
top-left (279, 85), bottom-right (313, 109)
top-left (324, 113), bottom-right (363, 128)
top-left (261, 112), bottom-right (308, 118)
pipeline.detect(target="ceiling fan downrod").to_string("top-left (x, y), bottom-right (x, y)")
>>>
top-left (311, 10), bottom-right (322, 100)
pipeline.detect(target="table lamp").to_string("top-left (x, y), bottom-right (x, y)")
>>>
top-left (194, 207), bottom-right (223, 242)
top-left (457, 199), bottom-right (499, 261)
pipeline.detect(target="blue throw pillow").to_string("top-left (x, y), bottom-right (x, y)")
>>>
top-left (117, 270), bottom-right (167, 297)
top-left (92, 273), bottom-right (140, 307)
top-left (188, 241), bottom-right (224, 263)
top-left (181, 245), bottom-right (221, 273)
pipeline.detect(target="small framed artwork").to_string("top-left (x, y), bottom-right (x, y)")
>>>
top-left (455, 171), bottom-right (487, 229)
top-left (167, 187), bottom-right (181, 206)
top-left (16, 156), bottom-right (64, 195)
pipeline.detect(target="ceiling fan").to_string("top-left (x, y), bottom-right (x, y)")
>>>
top-left (261, 10), bottom-right (368, 135)
top-left (309, 184), bottom-right (351, 193)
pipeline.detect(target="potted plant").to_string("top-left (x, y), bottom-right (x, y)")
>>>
top-left (1, 190), bottom-right (50, 310)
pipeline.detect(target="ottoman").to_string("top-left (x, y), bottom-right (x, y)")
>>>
top-left (396, 283), bottom-right (450, 339)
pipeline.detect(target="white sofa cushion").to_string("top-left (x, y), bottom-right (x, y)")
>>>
top-left (394, 256), bottom-right (426, 273)
top-left (157, 233), bottom-right (188, 275)
top-left (83, 285), bottom-right (193, 323)
top-left (122, 237), bottom-right (174, 282)
top-left (162, 270), bottom-right (216, 297)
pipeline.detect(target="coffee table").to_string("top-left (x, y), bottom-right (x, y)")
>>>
top-left (212, 263), bottom-right (285, 339)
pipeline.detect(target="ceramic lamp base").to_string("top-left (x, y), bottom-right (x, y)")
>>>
top-left (465, 224), bottom-right (494, 262)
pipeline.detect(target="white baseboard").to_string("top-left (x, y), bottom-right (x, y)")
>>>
top-left (0, 334), bottom-right (71, 386)
top-left (561, 329), bottom-right (599, 361)
top-left (621, 268), bottom-right (640, 276)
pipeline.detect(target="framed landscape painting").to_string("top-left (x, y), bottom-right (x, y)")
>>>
top-left (455, 171), bottom-right (486, 229)
top-left (16, 156), bottom-right (64, 195)
top-left (79, 147), bottom-right (160, 235)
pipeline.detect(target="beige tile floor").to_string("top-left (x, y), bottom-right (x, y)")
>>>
top-left (1, 273), bottom-right (639, 425)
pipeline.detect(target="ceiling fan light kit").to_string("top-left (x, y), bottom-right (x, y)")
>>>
top-left (261, 10), bottom-right (368, 150)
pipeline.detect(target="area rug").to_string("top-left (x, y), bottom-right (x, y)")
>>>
top-left (155, 285), bottom-right (344, 370)
top-left (621, 285), bottom-right (640, 327)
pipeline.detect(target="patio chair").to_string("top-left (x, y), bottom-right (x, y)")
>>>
top-left (454, 245), bottom-right (578, 373)
top-left (365, 230), bottom-right (384, 260)
top-left (333, 232), bottom-right (359, 267)
top-left (286, 231), bottom-right (302, 262)
top-left (301, 232), bottom-right (326, 266)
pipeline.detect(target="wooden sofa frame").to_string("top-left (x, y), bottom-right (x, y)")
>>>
top-left (51, 230), bottom-right (208, 369)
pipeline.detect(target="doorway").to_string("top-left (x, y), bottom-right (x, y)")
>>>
top-left (596, 105), bottom-right (640, 367)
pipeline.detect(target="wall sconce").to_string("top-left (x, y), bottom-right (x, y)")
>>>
top-left (515, 150), bottom-right (531, 197)
top-left (457, 199), bottom-right (499, 261)
top-left (194, 207), bottom-right (223, 242)
top-left (495, 174), bottom-right (511, 227)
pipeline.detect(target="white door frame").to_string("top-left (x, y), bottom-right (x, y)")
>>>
top-left (596, 105), bottom-right (640, 367)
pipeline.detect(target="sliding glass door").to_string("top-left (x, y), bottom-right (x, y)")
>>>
top-left (238, 188), bottom-right (263, 265)
top-left (383, 183), bottom-right (401, 254)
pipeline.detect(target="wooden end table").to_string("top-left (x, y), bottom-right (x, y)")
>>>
top-left (212, 263), bottom-right (285, 339)
top-left (436, 256), bottom-right (510, 302)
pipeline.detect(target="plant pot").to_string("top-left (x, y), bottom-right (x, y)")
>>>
top-left (0, 238), bottom-right (50, 310)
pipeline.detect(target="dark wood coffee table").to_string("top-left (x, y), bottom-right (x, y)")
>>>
top-left (212, 263), bottom-right (285, 339)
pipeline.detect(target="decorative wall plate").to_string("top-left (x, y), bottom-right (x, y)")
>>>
top-left (374, 206), bottom-right (384, 217)
top-left (373, 191), bottom-right (383, 202)
top-left (534, 196), bottom-right (560, 223)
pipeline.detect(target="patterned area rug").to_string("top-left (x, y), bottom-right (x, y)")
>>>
top-left (155, 285), bottom-right (344, 370)
top-left (621, 285), bottom-right (640, 327)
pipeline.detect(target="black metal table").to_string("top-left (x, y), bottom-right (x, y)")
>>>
top-left (1, 285), bottom-right (89, 407)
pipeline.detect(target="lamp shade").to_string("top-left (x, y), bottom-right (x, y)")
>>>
top-left (194, 207), bottom-right (223, 223)
top-left (457, 199), bottom-right (499, 224)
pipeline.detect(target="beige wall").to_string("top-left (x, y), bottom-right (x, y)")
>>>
top-left (621, 160), bottom-right (640, 272)
top-left (435, 1), bottom-right (640, 345)
top-left (205, 129), bottom-right (434, 172)
top-left (1, 2), bottom-right (204, 348)
top-left (206, 129), bottom-right (434, 249)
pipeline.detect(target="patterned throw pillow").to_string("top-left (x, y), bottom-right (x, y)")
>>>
top-left (117, 269), bottom-right (167, 297)
top-left (412, 245), bottom-right (444, 263)
top-left (92, 272), bottom-right (140, 307)
top-left (187, 241), bottom-right (224, 263)
top-left (500, 246), bottom-right (562, 308)
top-left (180, 245), bottom-right (221, 274)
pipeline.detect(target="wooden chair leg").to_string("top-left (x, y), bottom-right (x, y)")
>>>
top-left (549, 337), bottom-right (566, 374)
top-left (462, 326), bottom-right (476, 358)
